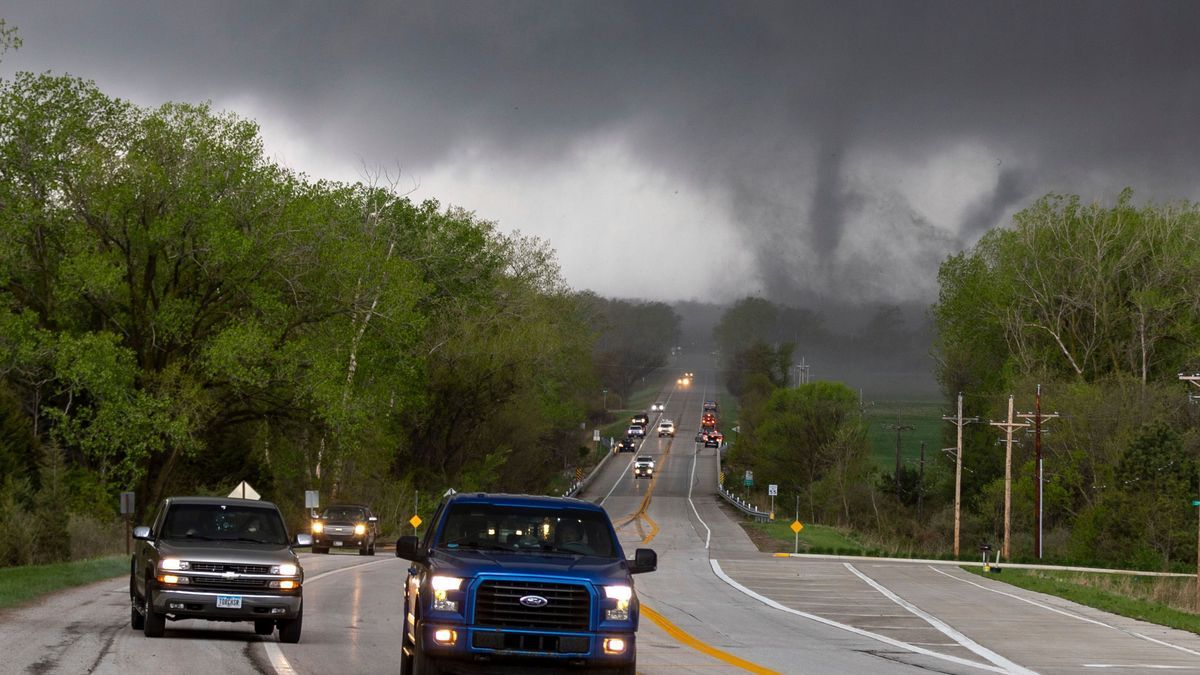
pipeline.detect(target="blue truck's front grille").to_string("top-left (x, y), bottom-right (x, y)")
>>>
top-left (474, 580), bottom-right (591, 630)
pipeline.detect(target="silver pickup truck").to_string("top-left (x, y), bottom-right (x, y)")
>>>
top-left (129, 496), bottom-right (312, 642)
top-left (633, 456), bottom-right (655, 478)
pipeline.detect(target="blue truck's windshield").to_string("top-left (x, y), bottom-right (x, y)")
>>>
top-left (436, 504), bottom-right (618, 558)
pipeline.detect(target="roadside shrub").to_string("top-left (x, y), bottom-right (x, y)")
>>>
top-left (67, 514), bottom-right (124, 560)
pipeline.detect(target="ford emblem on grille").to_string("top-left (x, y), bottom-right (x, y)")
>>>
top-left (519, 594), bottom-right (548, 608)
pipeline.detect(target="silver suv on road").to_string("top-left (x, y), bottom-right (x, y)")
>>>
top-left (130, 496), bottom-right (312, 642)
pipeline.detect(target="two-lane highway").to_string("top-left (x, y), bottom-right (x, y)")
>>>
top-left (7, 363), bottom-right (1200, 673)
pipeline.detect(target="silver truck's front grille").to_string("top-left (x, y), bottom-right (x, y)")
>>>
top-left (188, 562), bottom-right (272, 574)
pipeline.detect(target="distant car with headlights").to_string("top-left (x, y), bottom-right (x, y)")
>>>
top-left (394, 492), bottom-right (656, 674)
top-left (650, 402), bottom-right (664, 412)
top-left (311, 504), bottom-right (379, 555)
top-left (129, 496), bottom-right (311, 642)
top-left (616, 437), bottom-right (638, 453)
top-left (657, 420), bottom-right (675, 437)
top-left (627, 424), bottom-right (646, 438)
top-left (631, 413), bottom-right (650, 426)
top-left (633, 456), bottom-right (655, 478)
top-left (704, 430), bottom-right (724, 448)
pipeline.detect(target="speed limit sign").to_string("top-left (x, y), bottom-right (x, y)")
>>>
top-left (768, 484), bottom-right (778, 496)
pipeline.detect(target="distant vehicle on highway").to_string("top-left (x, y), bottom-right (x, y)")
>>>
top-left (650, 402), bottom-right (665, 412)
top-left (627, 424), bottom-right (646, 438)
top-left (704, 430), bottom-right (724, 448)
top-left (657, 420), bottom-right (675, 437)
top-left (394, 492), bottom-right (655, 674)
top-left (616, 437), bottom-right (638, 453)
top-left (631, 413), bottom-right (649, 426)
top-left (703, 400), bottom-right (718, 412)
top-left (633, 456), bottom-right (655, 478)
top-left (130, 496), bottom-right (311, 642)
top-left (311, 504), bottom-right (379, 555)
top-left (701, 412), bottom-right (717, 429)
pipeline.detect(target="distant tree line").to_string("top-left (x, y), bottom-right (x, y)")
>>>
top-left (0, 72), bottom-right (675, 565)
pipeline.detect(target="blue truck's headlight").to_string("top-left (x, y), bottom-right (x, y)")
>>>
top-left (605, 585), bottom-right (632, 621)
top-left (431, 576), bottom-right (463, 612)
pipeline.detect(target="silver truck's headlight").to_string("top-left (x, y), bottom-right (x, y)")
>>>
top-left (271, 563), bottom-right (299, 576)
top-left (159, 558), bottom-right (189, 571)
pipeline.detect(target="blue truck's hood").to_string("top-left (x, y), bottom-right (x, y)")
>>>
top-left (430, 548), bottom-right (629, 585)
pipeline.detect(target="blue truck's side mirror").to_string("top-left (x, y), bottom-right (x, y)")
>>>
top-left (396, 535), bottom-right (423, 561)
top-left (630, 548), bottom-right (657, 574)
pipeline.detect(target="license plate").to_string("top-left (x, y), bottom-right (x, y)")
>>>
top-left (333, 541), bottom-right (343, 547)
top-left (216, 595), bottom-right (242, 609)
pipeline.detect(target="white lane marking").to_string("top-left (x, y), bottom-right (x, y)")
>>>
top-left (265, 557), bottom-right (398, 674)
top-left (709, 560), bottom-right (1008, 674)
top-left (1083, 666), bottom-right (1192, 670)
top-left (687, 442), bottom-right (711, 549)
top-left (263, 642), bottom-right (296, 675)
top-left (600, 436), bottom-right (646, 506)
top-left (927, 566), bottom-right (1200, 659)
top-left (1083, 666), bottom-right (1193, 670)
top-left (599, 381), bottom-right (680, 506)
top-left (844, 563), bottom-right (1035, 675)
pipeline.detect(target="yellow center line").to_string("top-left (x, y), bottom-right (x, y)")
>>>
top-left (641, 604), bottom-right (779, 674)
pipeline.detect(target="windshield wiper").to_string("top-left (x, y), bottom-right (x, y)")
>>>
top-left (215, 536), bottom-right (276, 544)
top-left (447, 542), bottom-right (513, 552)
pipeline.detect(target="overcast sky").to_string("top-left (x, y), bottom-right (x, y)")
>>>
top-left (4, 1), bottom-right (1199, 306)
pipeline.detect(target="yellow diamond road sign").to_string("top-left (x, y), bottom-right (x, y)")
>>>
top-left (790, 520), bottom-right (804, 534)
top-left (409, 514), bottom-right (423, 529)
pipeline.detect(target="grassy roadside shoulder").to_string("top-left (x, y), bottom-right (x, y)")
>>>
top-left (0, 556), bottom-right (127, 610)
top-left (738, 517), bottom-right (867, 555)
top-left (962, 566), bottom-right (1200, 635)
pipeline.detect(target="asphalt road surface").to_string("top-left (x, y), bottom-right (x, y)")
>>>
top-left (5, 366), bottom-right (1200, 673)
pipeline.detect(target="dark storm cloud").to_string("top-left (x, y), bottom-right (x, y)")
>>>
top-left (4, 1), bottom-right (1200, 304)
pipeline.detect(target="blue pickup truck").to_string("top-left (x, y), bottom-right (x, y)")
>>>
top-left (395, 492), bottom-right (657, 674)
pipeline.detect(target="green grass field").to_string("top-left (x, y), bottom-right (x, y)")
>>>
top-left (741, 520), bottom-right (866, 555)
top-left (863, 397), bottom-right (945, 473)
top-left (963, 567), bottom-right (1200, 635)
top-left (0, 556), bottom-right (127, 609)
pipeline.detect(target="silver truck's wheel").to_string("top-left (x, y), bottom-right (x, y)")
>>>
top-left (142, 582), bottom-right (165, 638)
top-left (278, 605), bottom-right (303, 643)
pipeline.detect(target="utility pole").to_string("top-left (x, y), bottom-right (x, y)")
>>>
top-left (943, 392), bottom-right (978, 558)
top-left (1017, 384), bottom-right (1058, 560)
top-left (1179, 373), bottom-right (1200, 402)
top-left (885, 412), bottom-right (914, 498)
top-left (989, 395), bottom-right (1028, 562)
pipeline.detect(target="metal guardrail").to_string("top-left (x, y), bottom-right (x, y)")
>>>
top-left (716, 485), bottom-right (770, 522)
top-left (714, 443), bottom-right (770, 522)
top-left (563, 439), bottom-right (617, 499)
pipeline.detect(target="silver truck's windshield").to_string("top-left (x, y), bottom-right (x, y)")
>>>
top-left (161, 504), bottom-right (289, 545)
top-left (321, 507), bottom-right (366, 521)
top-left (436, 504), bottom-right (618, 558)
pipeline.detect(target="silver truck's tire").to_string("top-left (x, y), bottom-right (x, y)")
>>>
top-left (142, 582), bottom-right (165, 638)
top-left (278, 605), bottom-right (303, 643)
